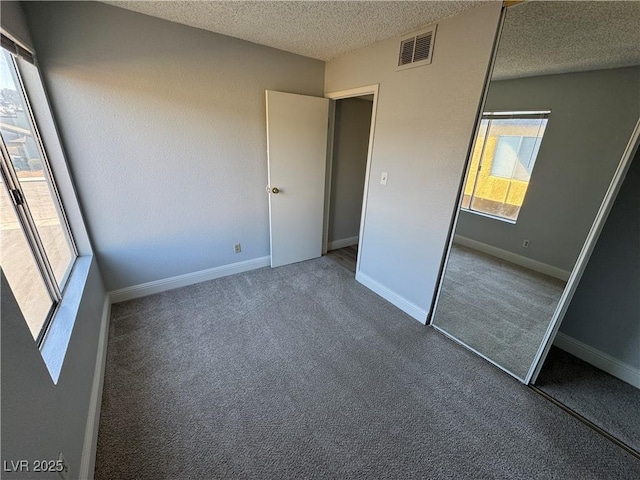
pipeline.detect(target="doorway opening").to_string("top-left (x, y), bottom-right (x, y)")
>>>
top-left (323, 87), bottom-right (378, 275)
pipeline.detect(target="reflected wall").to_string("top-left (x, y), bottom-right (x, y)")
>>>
top-left (431, 1), bottom-right (640, 381)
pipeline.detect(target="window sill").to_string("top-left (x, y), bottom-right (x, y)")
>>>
top-left (460, 207), bottom-right (517, 225)
top-left (40, 254), bottom-right (92, 384)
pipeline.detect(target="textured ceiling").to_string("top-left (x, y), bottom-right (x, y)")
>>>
top-left (102, 1), bottom-right (640, 78)
top-left (493, 1), bottom-right (640, 80)
top-left (101, 1), bottom-right (481, 61)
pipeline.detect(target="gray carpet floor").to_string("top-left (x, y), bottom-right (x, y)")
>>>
top-left (95, 256), bottom-right (639, 479)
top-left (432, 244), bottom-right (566, 379)
top-left (536, 346), bottom-right (640, 453)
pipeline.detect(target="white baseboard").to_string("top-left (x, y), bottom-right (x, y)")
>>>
top-left (109, 256), bottom-right (271, 303)
top-left (454, 235), bottom-right (571, 281)
top-left (355, 271), bottom-right (428, 324)
top-left (553, 332), bottom-right (640, 388)
top-left (328, 236), bottom-right (359, 251)
top-left (79, 295), bottom-right (111, 480)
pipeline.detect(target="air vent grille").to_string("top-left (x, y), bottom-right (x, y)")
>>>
top-left (399, 38), bottom-right (416, 66)
top-left (413, 32), bottom-right (433, 62)
top-left (397, 25), bottom-right (436, 70)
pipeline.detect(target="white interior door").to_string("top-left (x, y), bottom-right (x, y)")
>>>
top-left (266, 90), bottom-right (329, 268)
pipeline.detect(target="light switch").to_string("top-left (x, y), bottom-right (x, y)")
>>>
top-left (380, 172), bottom-right (388, 186)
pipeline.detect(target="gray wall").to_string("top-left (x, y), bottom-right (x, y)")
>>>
top-left (559, 147), bottom-right (640, 368)
top-left (325, 2), bottom-right (502, 317)
top-left (2, 4), bottom-right (108, 478)
top-left (0, 0), bottom-right (34, 49)
top-left (1, 260), bottom-right (106, 479)
top-left (23, 1), bottom-right (325, 292)
top-left (328, 98), bottom-right (372, 244)
top-left (456, 67), bottom-right (640, 271)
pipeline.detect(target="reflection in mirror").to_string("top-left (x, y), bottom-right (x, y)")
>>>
top-left (432, 1), bottom-right (640, 382)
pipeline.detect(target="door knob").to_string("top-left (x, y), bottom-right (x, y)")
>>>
top-left (266, 186), bottom-right (281, 194)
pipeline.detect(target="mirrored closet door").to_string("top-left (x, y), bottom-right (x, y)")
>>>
top-left (430, 1), bottom-right (640, 382)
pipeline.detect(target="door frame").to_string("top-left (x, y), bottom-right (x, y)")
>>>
top-left (323, 84), bottom-right (380, 277)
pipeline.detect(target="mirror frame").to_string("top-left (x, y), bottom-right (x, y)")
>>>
top-left (428, 3), bottom-right (640, 384)
top-left (526, 121), bottom-right (639, 383)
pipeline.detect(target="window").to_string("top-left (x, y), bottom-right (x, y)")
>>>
top-left (0, 38), bottom-right (77, 344)
top-left (461, 111), bottom-right (549, 222)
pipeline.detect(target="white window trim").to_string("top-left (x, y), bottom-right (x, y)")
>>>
top-left (462, 110), bottom-right (550, 223)
top-left (460, 207), bottom-right (517, 225)
top-left (40, 255), bottom-right (92, 382)
top-left (6, 38), bottom-right (95, 384)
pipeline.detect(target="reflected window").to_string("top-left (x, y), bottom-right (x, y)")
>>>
top-left (0, 42), bottom-right (76, 344)
top-left (461, 111), bottom-right (549, 222)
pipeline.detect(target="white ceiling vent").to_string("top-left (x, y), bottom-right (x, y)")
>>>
top-left (397, 25), bottom-right (437, 71)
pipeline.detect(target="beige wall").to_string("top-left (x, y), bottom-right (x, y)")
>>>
top-left (325, 2), bottom-right (503, 320)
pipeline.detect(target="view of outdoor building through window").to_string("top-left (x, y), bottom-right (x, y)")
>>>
top-left (461, 112), bottom-right (549, 222)
top-left (0, 177), bottom-right (54, 337)
top-left (0, 48), bottom-right (76, 341)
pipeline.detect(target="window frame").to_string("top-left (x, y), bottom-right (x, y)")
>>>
top-left (461, 110), bottom-right (550, 223)
top-left (0, 38), bottom-right (78, 346)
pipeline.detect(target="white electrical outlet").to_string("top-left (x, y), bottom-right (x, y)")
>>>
top-left (380, 172), bottom-right (388, 185)
top-left (522, 240), bottom-right (530, 248)
top-left (234, 243), bottom-right (241, 254)
top-left (58, 452), bottom-right (69, 480)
